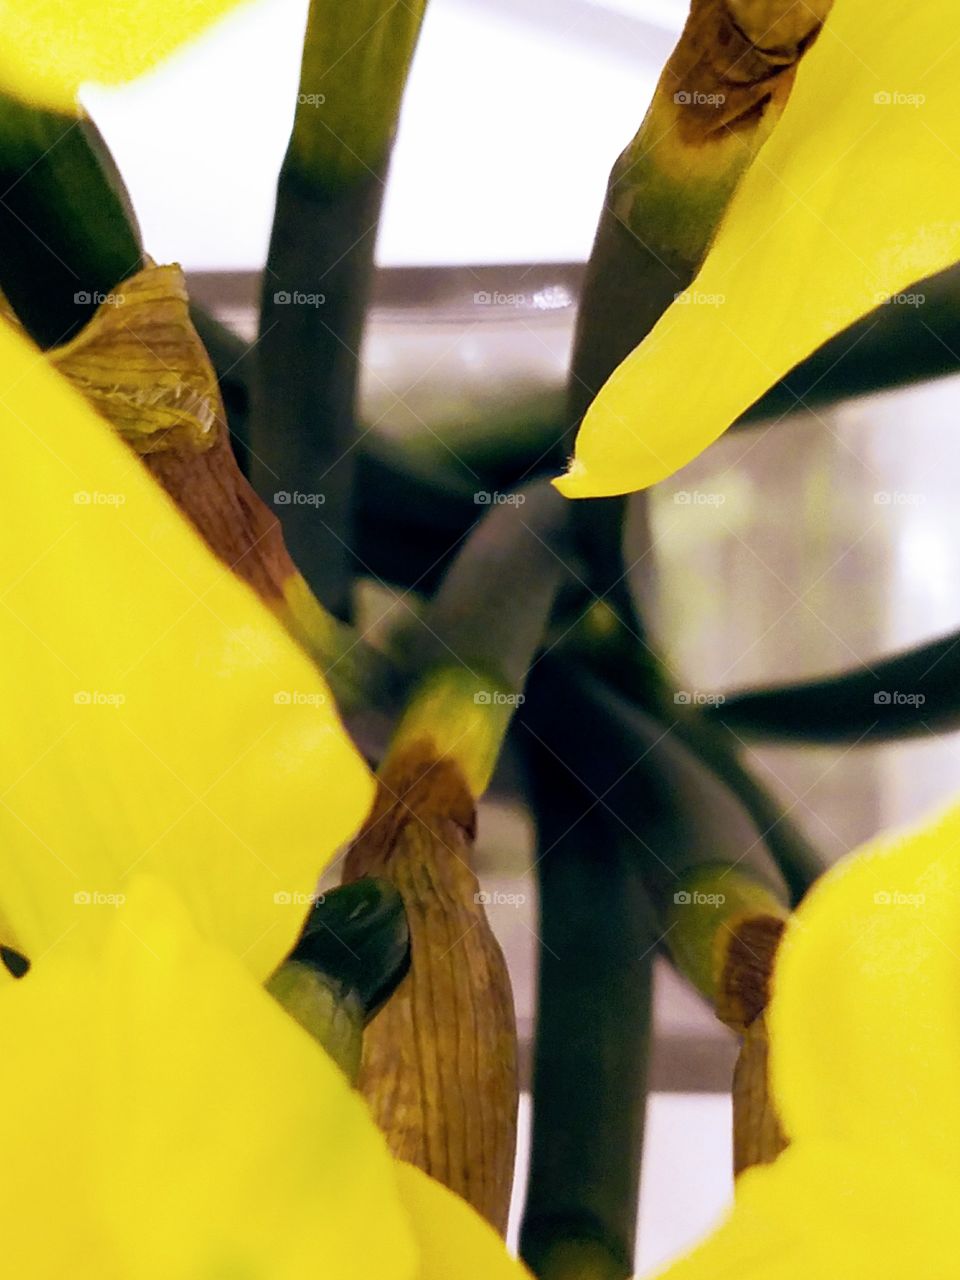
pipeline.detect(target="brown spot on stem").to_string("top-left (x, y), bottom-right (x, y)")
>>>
top-left (663, 0), bottom-right (829, 145)
top-left (716, 912), bottom-right (789, 1177)
top-left (716, 912), bottom-right (786, 1031)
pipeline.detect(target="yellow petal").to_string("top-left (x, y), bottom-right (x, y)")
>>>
top-left (658, 1141), bottom-right (957, 1279)
top-left (0, 876), bottom-right (417, 1279)
top-left (393, 1162), bottom-right (531, 1280)
top-left (769, 801), bottom-right (960, 1179)
top-left (0, 0), bottom-right (243, 112)
top-left (557, 0), bottom-right (960, 498)
top-left (0, 317), bottom-right (373, 975)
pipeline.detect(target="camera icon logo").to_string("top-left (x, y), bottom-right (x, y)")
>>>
top-left (274, 691), bottom-right (292, 705)
top-left (874, 691), bottom-right (892, 705)
top-left (273, 891), bottom-right (293, 905)
top-left (274, 291), bottom-right (291, 304)
top-left (674, 691), bottom-right (691, 704)
top-left (73, 291), bottom-right (92, 305)
top-left (474, 690), bottom-right (492, 705)
top-left (473, 291), bottom-right (491, 305)
top-left (674, 91), bottom-right (691, 104)
top-left (274, 491), bottom-right (291, 505)
top-left (673, 891), bottom-right (692, 905)
top-left (74, 891), bottom-right (91, 905)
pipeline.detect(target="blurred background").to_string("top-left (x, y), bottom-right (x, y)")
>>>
top-left (84, 0), bottom-right (960, 1270)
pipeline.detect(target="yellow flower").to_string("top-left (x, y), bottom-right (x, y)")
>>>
top-left (0, 0), bottom-right (243, 111)
top-left (557, 0), bottom-right (960, 499)
top-left (656, 801), bottom-right (960, 1278)
top-left (0, 320), bottom-right (529, 1278)
top-left (0, 316), bottom-right (371, 978)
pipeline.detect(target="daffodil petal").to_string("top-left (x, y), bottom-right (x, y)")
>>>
top-left (0, 876), bottom-right (416, 1280)
top-left (768, 801), bottom-right (960, 1178)
top-left (557, 0), bottom-right (960, 498)
top-left (393, 1162), bottom-right (531, 1280)
top-left (0, 0), bottom-right (244, 112)
top-left (0, 317), bottom-right (373, 976)
top-left (658, 1141), bottom-right (956, 1279)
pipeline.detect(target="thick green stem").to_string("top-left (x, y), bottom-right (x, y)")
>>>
top-left (252, 0), bottom-right (428, 619)
top-left (521, 748), bottom-right (656, 1280)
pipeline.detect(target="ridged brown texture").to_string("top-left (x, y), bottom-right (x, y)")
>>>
top-left (50, 262), bottom-right (219, 452)
top-left (49, 263), bottom-right (299, 606)
top-left (732, 1015), bottom-right (788, 1175)
top-left (717, 915), bottom-right (788, 1176)
top-left (666, 0), bottom-right (829, 144)
top-left (342, 741), bottom-right (518, 1233)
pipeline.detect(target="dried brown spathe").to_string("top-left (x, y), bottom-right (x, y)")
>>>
top-left (343, 742), bottom-right (519, 1234)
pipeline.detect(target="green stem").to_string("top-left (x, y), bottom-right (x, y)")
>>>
top-left (520, 658), bottom-right (790, 909)
top-left (251, 0), bottom-right (428, 619)
top-left (520, 746), bottom-right (655, 1280)
top-left (712, 628), bottom-right (960, 744)
top-left (0, 96), bottom-right (143, 346)
top-left (389, 480), bottom-right (576, 793)
top-left (565, 0), bottom-right (824, 624)
top-left (560, 607), bottom-right (824, 903)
